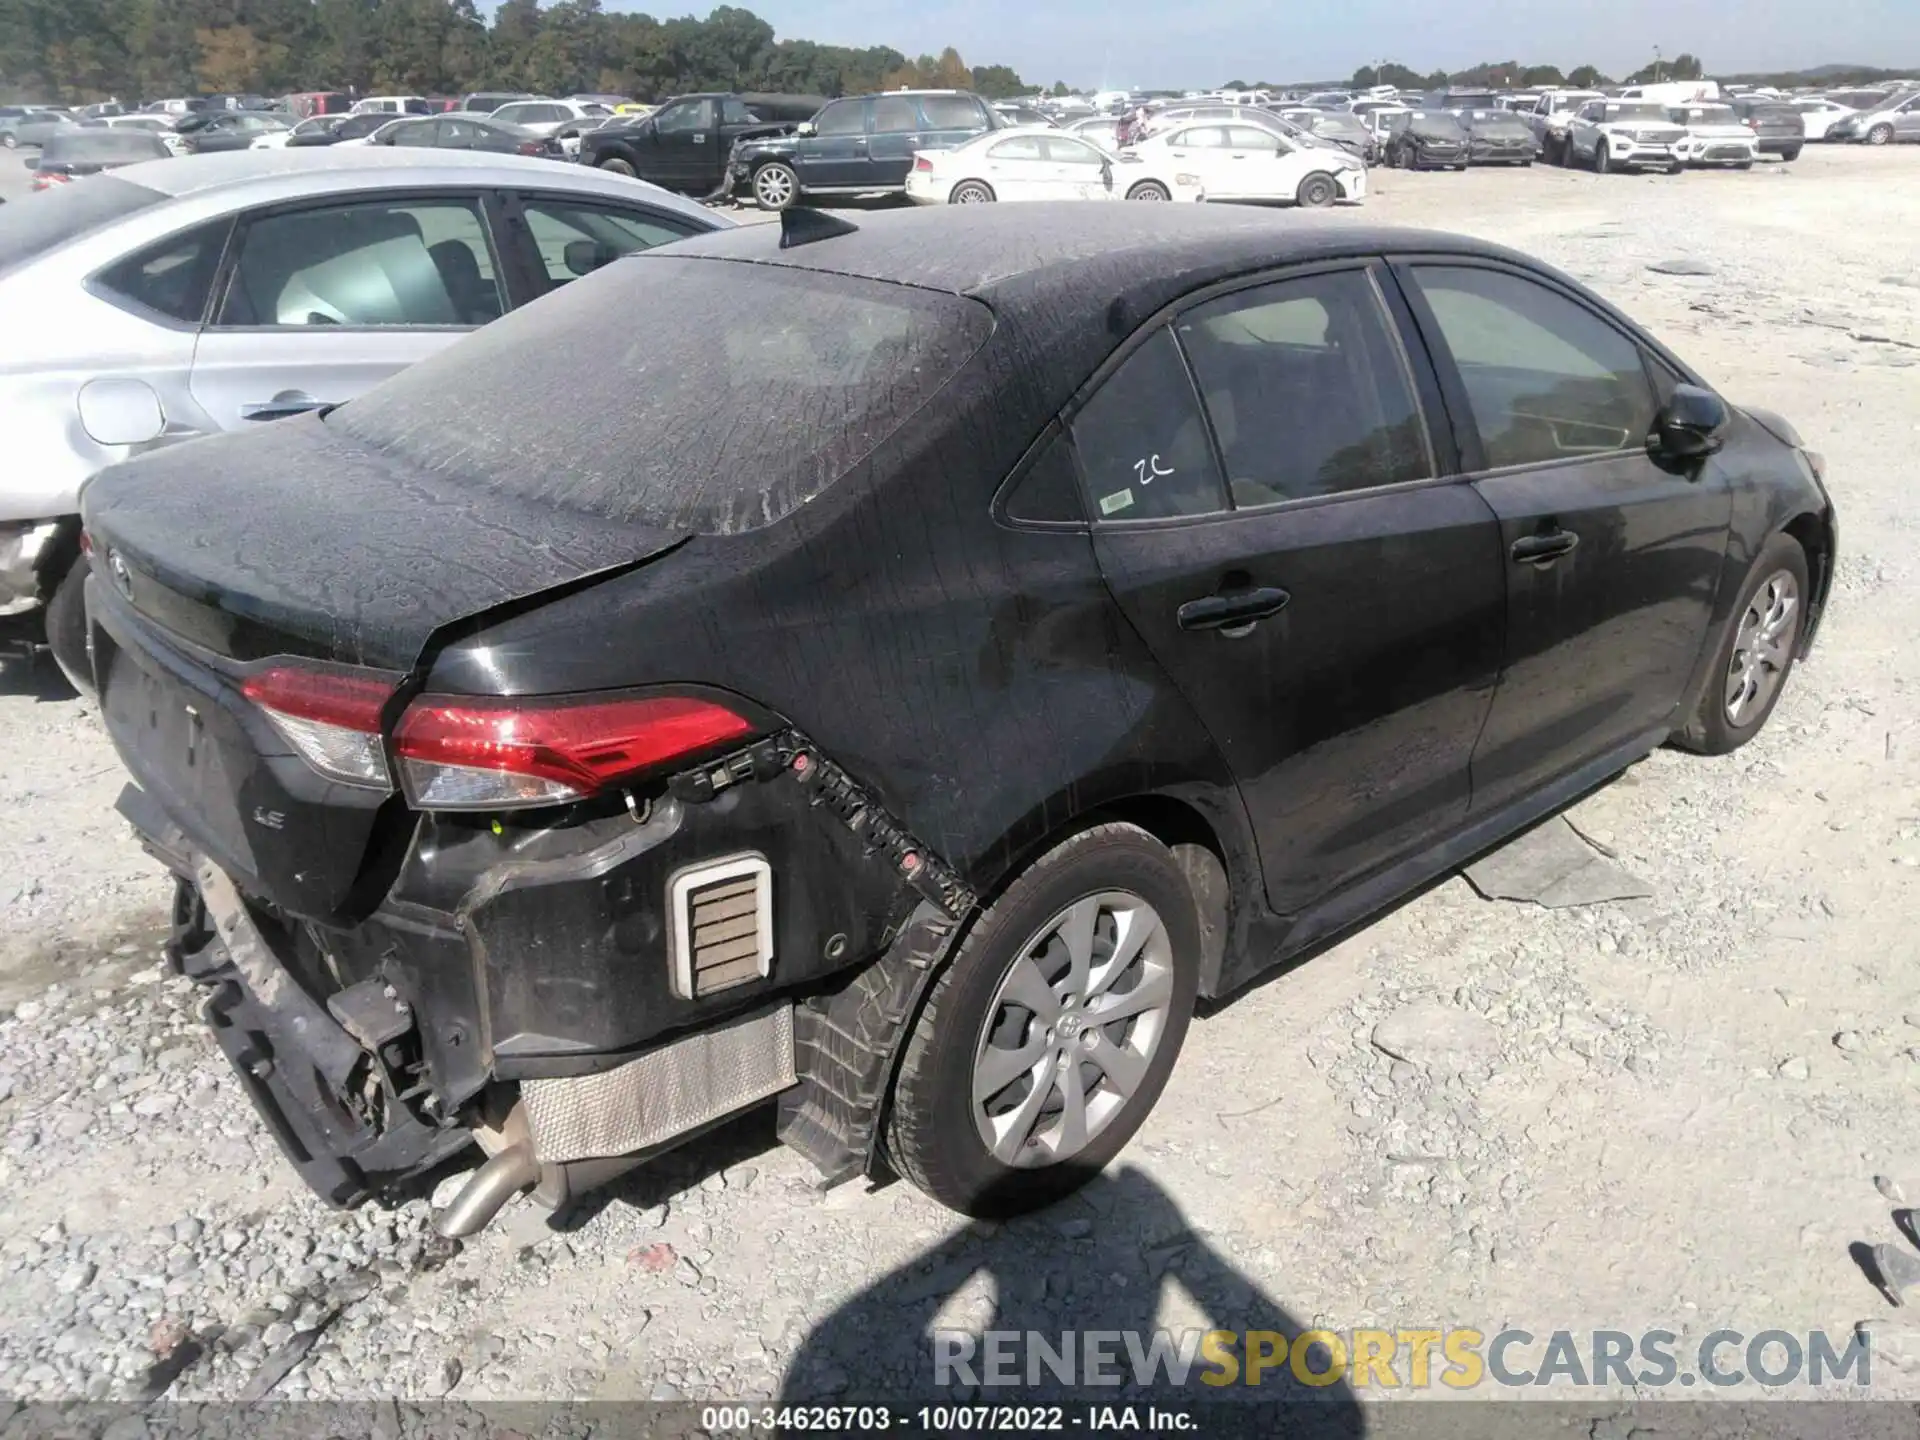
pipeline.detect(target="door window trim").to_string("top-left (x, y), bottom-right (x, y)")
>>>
top-left (1389, 254), bottom-right (1703, 481)
top-left (1061, 257), bottom-right (1461, 530)
top-left (204, 187), bottom-right (507, 334)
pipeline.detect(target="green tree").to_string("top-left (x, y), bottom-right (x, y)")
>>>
top-left (970, 63), bottom-right (1025, 98)
top-left (1567, 64), bottom-right (1605, 88)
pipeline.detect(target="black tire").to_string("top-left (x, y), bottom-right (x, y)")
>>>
top-left (885, 822), bottom-right (1201, 1218)
top-left (1672, 533), bottom-right (1810, 756)
top-left (1395, 147), bottom-right (1413, 170)
top-left (751, 160), bottom-right (800, 211)
top-left (1295, 171), bottom-right (1337, 207)
top-left (597, 157), bottom-right (636, 177)
top-left (1667, 163), bottom-right (1684, 176)
top-left (949, 180), bottom-right (995, 204)
top-left (1781, 145), bottom-right (1803, 162)
top-left (1125, 180), bottom-right (1170, 201)
top-left (44, 563), bottom-right (91, 696)
top-left (1595, 141), bottom-right (1611, 174)
top-left (1868, 124), bottom-right (1893, 147)
top-left (1738, 161), bottom-right (1754, 171)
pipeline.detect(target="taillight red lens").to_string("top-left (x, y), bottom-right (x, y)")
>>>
top-left (517, 140), bottom-right (543, 155)
top-left (242, 663), bottom-right (401, 789)
top-left (393, 694), bottom-right (752, 811)
top-left (914, 155), bottom-right (934, 171)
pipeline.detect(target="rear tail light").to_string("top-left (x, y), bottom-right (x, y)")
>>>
top-left (392, 693), bottom-right (752, 811)
top-left (517, 140), bottom-right (544, 155)
top-left (242, 664), bottom-right (400, 789)
top-left (914, 155), bottom-right (933, 171)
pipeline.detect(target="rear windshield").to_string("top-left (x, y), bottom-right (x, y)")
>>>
top-left (42, 130), bottom-right (170, 164)
top-left (329, 256), bottom-right (994, 536)
top-left (0, 175), bottom-right (166, 279)
top-left (1611, 103), bottom-right (1670, 121)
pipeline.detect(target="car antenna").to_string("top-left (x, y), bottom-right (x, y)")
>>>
top-left (779, 208), bottom-right (860, 249)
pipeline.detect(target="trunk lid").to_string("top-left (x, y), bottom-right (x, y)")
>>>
top-left (82, 411), bottom-right (688, 671)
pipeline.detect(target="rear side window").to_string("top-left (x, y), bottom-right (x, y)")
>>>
top-left (0, 176), bottom-right (165, 280)
top-left (329, 257), bottom-right (993, 536)
top-left (920, 95), bottom-right (988, 129)
top-left (94, 219), bottom-right (230, 324)
top-left (1070, 328), bottom-right (1227, 521)
top-left (1176, 270), bottom-right (1431, 507)
top-left (870, 96), bottom-right (918, 134)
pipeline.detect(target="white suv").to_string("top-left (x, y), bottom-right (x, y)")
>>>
top-left (1565, 99), bottom-right (1687, 174)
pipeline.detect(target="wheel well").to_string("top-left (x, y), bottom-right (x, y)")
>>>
top-left (981, 794), bottom-right (1235, 990)
top-left (1782, 508), bottom-right (1833, 651)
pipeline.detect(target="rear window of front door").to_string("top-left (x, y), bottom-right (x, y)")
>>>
top-left (1175, 269), bottom-right (1432, 507)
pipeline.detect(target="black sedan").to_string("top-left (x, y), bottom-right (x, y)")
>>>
top-left (80, 206), bottom-right (1834, 1230)
top-left (283, 112), bottom-right (392, 147)
top-left (365, 112), bottom-right (560, 157)
top-left (172, 109), bottom-right (290, 153)
top-left (1382, 109), bottom-right (1471, 168)
top-left (1459, 107), bottom-right (1542, 165)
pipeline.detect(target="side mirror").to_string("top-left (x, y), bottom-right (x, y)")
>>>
top-left (1651, 383), bottom-right (1728, 463)
top-left (796, 121), bottom-right (816, 137)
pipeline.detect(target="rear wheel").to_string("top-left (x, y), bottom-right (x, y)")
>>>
top-left (1781, 144), bottom-right (1803, 162)
top-left (949, 180), bottom-right (995, 204)
top-left (1125, 180), bottom-right (1170, 201)
top-left (1868, 124), bottom-right (1894, 146)
top-left (751, 161), bottom-right (799, 211)
top-left (1294, 171), bottom-right (1337, 207)
top-left (1673, 533), bottom-right (1809, 756)
top-left (1595, 141), bottom-right (1612, 174)
top-left (885, 823), bottom-right (1200, 1217)
top-left (597, 157), bottom-right (635, 177)
top-left (1667, 162), bottom-right (1684, 175)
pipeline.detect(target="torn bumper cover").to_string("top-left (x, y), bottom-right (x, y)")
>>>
top-left (116, 724), bottom-right (972, 1215)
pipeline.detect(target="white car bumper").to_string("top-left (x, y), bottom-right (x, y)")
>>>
top-left (1597, 136), bottom-right (1684, 167)
top-left (903, 170), bottom-right (951, 205)
top-left (1679, 135), bottom-right (1760, 166)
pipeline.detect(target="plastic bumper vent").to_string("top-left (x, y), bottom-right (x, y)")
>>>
top-left (670, 854), bottom-right (773, 999)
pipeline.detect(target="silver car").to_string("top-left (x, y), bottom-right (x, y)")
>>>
top-left (0, 147), bottom-right (727, 682)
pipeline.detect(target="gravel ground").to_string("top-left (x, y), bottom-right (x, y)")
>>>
top-left (2, 145), bottom-right (1918, 1408)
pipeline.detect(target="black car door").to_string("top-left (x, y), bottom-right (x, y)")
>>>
top-left (1082, 262), bottom-right (1506, 916)
top-left (1394, 260), bottom-right (1732, 813)
top-left (649, 97), bottom-right (717, 187)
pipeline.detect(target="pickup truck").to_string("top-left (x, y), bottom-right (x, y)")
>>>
top-left (1522, 89), bottom-right (1603, 164)
top-left (578, 91), bottom-right (826, 195)
top-left (726, 90), bottom-right (1002, 210)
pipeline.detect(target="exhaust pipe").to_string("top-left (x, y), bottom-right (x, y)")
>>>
top-left (432, 1142), bottom-right (540, 1238)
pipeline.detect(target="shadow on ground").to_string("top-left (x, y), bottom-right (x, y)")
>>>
top-left (774, 1164), bottom-right (1364, 1431)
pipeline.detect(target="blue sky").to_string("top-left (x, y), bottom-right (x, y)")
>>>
top-left (660, 0), bottom-right (1919, 90)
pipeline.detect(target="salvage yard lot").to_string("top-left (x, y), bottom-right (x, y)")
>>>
top-left (2, 145), bottom-right (1918, 1405)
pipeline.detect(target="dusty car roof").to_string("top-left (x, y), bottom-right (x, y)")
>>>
top-left (659, 203), bottom-right (1508, 304)
top-left (106, 145), bottom-right (646, 198)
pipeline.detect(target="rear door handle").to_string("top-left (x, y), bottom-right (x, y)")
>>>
top-left (1511, 530), bottom-right (1580, 565)
top-left (241, 396), bottom-right (327, 422)
top-left (1177, 586), bottom-right (1290, 634)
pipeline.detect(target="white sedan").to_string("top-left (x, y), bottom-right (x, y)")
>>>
top-left (1792, 98), bottom-right (1856, 141)
top-left (1126, 121), bottom-right (1367, 206)
top-left (905, 127), bottom-right (1197, 204)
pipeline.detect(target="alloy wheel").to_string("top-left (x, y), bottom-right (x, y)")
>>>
top-left (753, 164), bottom-right (795, 209)
top-left (1725, 569), bottom-right (1799, 725)
top-left (970, 891), bottom-right (1175, 1169)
